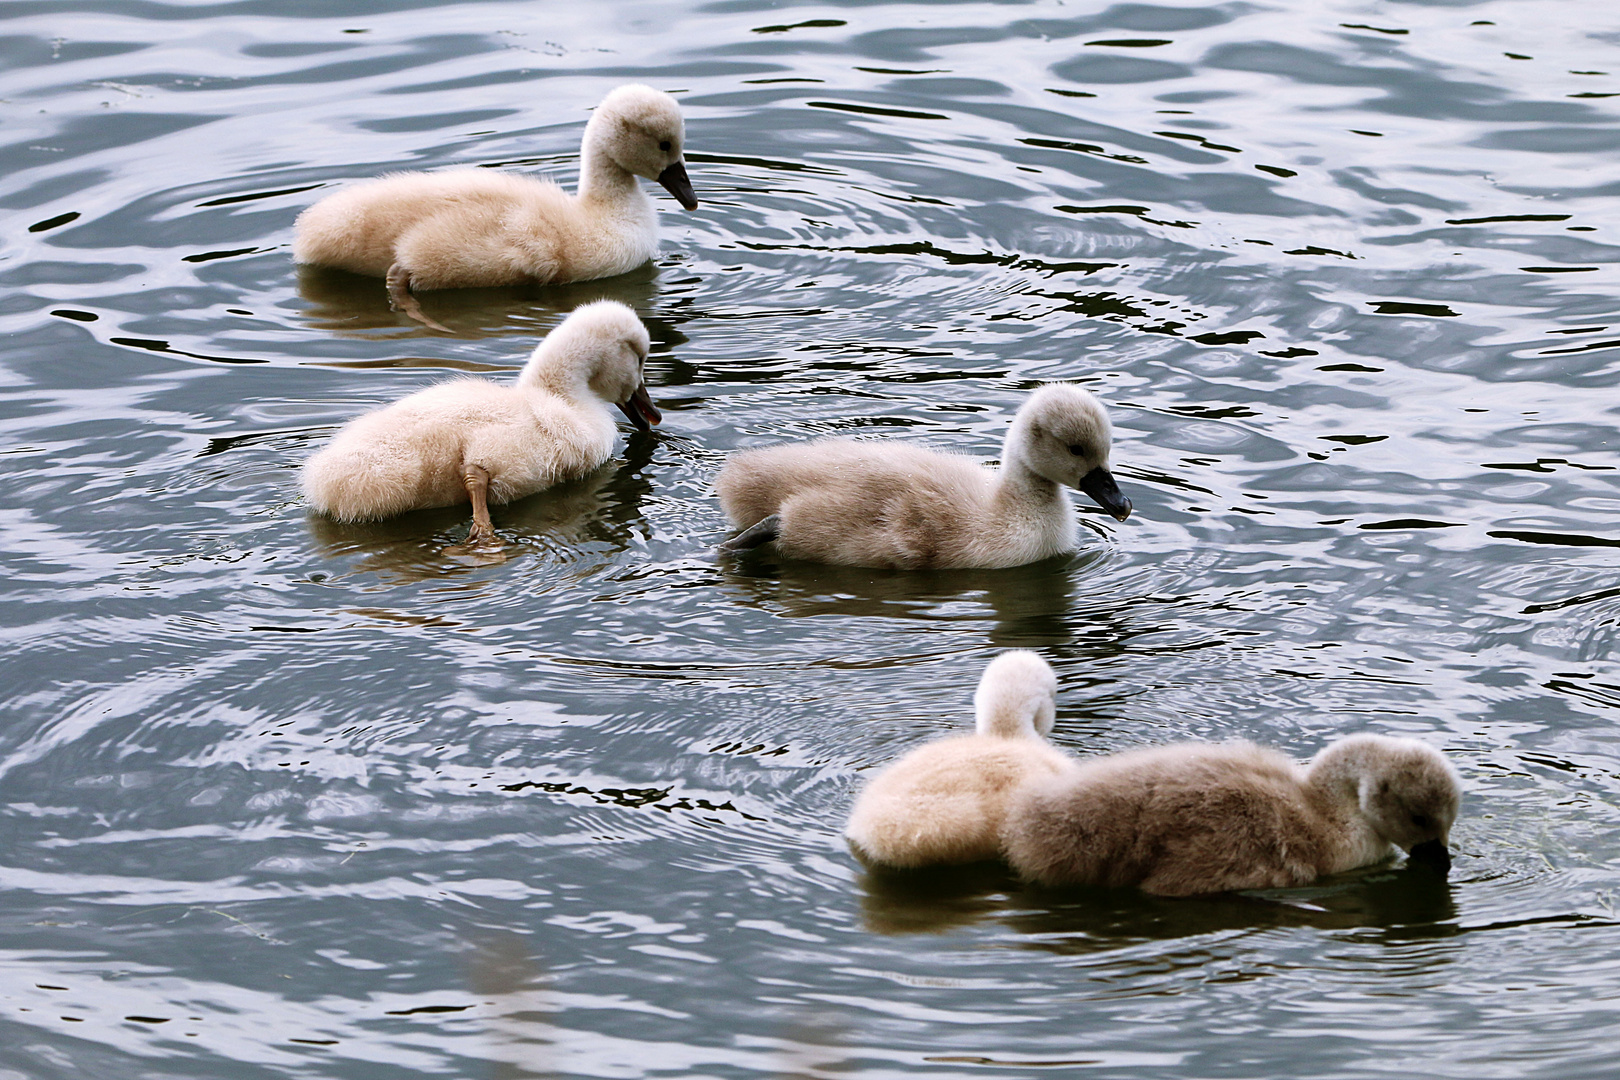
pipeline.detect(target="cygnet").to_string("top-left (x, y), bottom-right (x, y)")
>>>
top-left (845, 651), bottom-right (1079, 868)
top-left (1001, 734), bottom-right (1460, 896)
top-left (301, 299), bottom-right (661, 547)
top-left (715, 384), bottom-right (1131, 569)
top-left (293, 84), bottom-right (698, 329)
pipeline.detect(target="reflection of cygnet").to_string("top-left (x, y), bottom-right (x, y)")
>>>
top-left (845, 652), bottom-right (1078, 868)
top-left (716, 385), bottom-right (1131, 569)
top-left (301, 300), bottom-right (660, 548)
top-left (292, 84), bottom-right (697, 327)
top-left (1002, 734), bottom-right (1460, 896)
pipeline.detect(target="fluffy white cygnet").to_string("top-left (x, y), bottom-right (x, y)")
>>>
top-left (715, 384), bottom-right (1131, 569)
top-left (845, 652), bottom-right (1079, 869)
top-left (293, 84), bottom-right (698, 328)
top-left (1001, 734), bottom-right (1460, 896)
top-left (301, 300), bottom-right (661, 546)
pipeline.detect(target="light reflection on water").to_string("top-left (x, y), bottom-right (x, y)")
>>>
top-left (3, 0), bottom-right (1620, 1077)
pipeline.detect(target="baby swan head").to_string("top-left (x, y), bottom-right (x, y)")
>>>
top-left (973, 650), bottom-right (1059, 739)
top-left (588, 84), bottom-right (697, 209)
top-left (1004, 384), bottom-right (1131, 521)
top-left (524, 300), bottom-right (662, 429)
top-left (1311, 734), bottom-right (1460, 874)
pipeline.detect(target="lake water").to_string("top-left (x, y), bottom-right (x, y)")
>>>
top-left (3, 0), bottom-right (1620, 1077)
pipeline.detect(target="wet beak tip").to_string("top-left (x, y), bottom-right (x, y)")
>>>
top-left (1078, 467), bottom-right (1131, 523)
top-left (621, 385), bottom-right (662, 431)
top-left (657, 161), bottom-right (698, 211)
top-left (1408, 839), bottom-right (1452, 877)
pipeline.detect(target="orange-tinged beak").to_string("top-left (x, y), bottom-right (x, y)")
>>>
top-left (617, 384), bottom-right (662, 430)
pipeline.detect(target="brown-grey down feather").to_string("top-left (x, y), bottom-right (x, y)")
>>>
top-left (1002, 744), bottom-right (1327, 895)
top-left (718, 439), bottom-right (989, 569)
top-left (714, 384), bottom-right (1122, 570)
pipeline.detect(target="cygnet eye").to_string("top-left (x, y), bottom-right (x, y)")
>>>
top-left (1066, 444), bottom-right (1084, 456)
top-left (1410, 813), bottom-right (1431, 829)
top-left (659, 139), bottom-right (672, 152)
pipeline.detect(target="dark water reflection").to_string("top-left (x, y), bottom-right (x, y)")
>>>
top-left (4, 1), bottom-right (1620, 1078)
top-left (859, 860), bottom-right (1463, 942)
top-left (720, 552), bottom-right (1093, 648)
top-left (295, 262), bottom-right (670, 339)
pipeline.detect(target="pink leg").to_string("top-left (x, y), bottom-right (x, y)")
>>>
top-left (463, 464), bottom-right (500, 548)
top-left (385, 263), bottom-right (452, 333)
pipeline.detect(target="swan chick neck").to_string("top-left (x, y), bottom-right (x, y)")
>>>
top-left (578, 84), bottom-right (696, 209)
top-left (974, 651), bottom-right (1058, 739)
top-left (1000, 384), bottom-right (1131, 521)
top-left (518, 301), bottom-right (655, 421)
top-left (1305, 734), bottom-right (1460, 856)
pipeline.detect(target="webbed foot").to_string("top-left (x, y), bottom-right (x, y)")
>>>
top-left (718, 514), bottom-right (781, 554)
top-left (458, 463), bottom-right (503, 551)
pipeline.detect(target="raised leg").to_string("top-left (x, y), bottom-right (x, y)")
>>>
top-left (385, 263), bottom-right (452, 333)
top-left (718, 514), bottom-right (781, 554)
top-left (463, 464), bottom-right (500, 548)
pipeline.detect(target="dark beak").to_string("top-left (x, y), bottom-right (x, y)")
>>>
top-left (617, 384), bottom-right (662, 431)
top-left (1079, 466), bottom-right (1132, 521)
top-left (1407, 839), bottom-right (1451, 877)
top-left (656, 161), bottom-right (698, 210)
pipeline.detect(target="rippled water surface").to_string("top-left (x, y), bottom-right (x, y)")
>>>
top-left (4, 0), bottom-right (1620, 1076)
